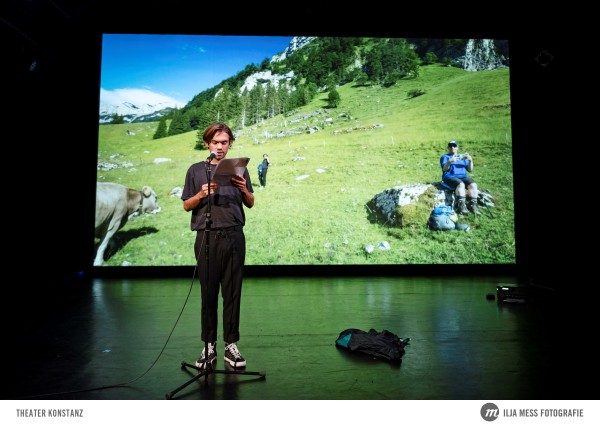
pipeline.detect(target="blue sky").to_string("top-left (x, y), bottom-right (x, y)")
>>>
top-left (100, 34), bottom-right (294, 106)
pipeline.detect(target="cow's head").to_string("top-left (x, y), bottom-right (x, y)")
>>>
top-left (141, 186), bottom-right (161, 214)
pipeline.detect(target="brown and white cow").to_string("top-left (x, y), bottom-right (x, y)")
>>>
top-left (95, 182), bottom-right (160, 266)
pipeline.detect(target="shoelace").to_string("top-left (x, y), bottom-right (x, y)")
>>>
top-left (227, 343), bottom-right (242, 359)
top-left (202, 344), bottom-right (215, 358)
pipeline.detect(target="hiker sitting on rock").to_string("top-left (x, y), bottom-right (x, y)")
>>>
top-left (440, 140), bottom-right (480, 215)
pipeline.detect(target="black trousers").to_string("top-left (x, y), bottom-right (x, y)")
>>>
top-left (194, 228), bottom-right (246, 343)
top-left (258, 168), bottom-right (268, 187)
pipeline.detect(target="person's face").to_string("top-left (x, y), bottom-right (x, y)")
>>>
top-left (205, 131), bottom-right (231, 159)
top-left (448, 144), bottom-right (458, 153)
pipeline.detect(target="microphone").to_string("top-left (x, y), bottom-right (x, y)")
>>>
top-left (206, 151), bottom-right (217, 161)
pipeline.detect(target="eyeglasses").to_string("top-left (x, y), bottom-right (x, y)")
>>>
top-left (209, 139), bottom-right (230, 146)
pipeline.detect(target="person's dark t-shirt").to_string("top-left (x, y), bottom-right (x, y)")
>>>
top-left (182, 161), bottom-right (253, 231)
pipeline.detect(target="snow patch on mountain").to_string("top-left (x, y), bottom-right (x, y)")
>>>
top-left (99, 88), bottom-right (185, 123)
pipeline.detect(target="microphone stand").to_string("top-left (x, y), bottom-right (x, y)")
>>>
top-left (166, 156), bottom-right (265, 400)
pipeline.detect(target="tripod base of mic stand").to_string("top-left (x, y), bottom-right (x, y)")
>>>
top-left (165, 360), bottom-right (266, 399)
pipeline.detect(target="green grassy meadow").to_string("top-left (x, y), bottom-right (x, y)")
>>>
top-left (96, 64), bottom-right (515, 266)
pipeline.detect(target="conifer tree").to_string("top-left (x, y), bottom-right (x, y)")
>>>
top-left (110, 113), bottom-right (125, 124)
top-left (153, 118), bottom-right (168, 139)
top-left (167, 110), bottom-right (190, 136)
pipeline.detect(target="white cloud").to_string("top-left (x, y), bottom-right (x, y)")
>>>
top-left (100, 88), bottom-right (186, 109)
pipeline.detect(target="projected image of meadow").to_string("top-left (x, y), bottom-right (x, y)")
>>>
top-left (96, 35), bottom-right (514, 267)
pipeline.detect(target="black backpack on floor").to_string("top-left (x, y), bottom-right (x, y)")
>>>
top-left (335, 328), bottom-right (410, 362)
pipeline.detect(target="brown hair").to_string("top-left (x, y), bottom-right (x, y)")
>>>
top-left (202, 122), bottom-right (235, 144)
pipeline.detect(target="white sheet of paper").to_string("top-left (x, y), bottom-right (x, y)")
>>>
top-left (212, 157), bottom-right (250, 185)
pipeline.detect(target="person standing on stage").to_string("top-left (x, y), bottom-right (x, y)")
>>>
top-left (181, 121), bottom-right (255, 368)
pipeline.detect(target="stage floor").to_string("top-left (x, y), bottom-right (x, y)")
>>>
top-left (7, 275), bottom-right (580, 401)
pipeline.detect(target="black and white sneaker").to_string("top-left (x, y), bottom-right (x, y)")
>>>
top-left (195, 342), bottom-right (216, 368)
top-left (224, 342), bottom-right (246, 367)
